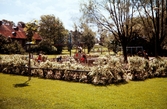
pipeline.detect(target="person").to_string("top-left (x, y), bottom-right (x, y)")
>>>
top-left (74, 47), bottom-right (82, 62)
top-left (57, 56), bottom-right (62, 62)
top-left (30, 53), bottom-right (33, 59)
top-left (137, 50), bottom-right (143, 57)
top-left (143, 50), bottom-right (149, 60)
top-left (37, 53), bottom-right (42, 63)
top-left (78, 46), bottom-right (82, 53)
top-left (80, 55), bottom-right (87, 63)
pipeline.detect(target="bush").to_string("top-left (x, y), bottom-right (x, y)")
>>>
top-left (9, 40), bottom-right (25, 54)
top-left (0, 35), bottom-right (25, 54)
top-left (34, 40), bottom-right (57, 54)
top-left (0, 55), bottom-right (167, 85)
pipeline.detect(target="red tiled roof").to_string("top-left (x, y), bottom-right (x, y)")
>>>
top-left (33, 33), bottom-right (42, 40)
top-left (0, 24), bottom-right (42, 40)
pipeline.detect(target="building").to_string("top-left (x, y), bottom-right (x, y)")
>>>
top-left (0, 20), bottom-right (42, 49)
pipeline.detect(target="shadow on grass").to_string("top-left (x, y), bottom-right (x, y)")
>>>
top-left (114, 81), bottom-right (128, 86)
top-left (13, 77), bottom-right (31, 88)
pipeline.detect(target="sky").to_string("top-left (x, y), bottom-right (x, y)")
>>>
top-left (0, 0), bottom-right (82, 30)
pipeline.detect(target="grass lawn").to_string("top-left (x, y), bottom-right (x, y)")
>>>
top-left (0, 73), bottom-right (167, 109)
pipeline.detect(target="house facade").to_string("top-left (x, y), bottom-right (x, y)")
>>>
top-left (0, 20), bottom-right (42, 49)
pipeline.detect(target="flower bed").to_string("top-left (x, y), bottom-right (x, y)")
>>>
top-left (0, 55), bottom-right (167, 85)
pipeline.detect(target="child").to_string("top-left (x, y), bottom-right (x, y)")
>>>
top-left (80, 55), bottom-right (87, 63)
top-left (38, 54), bottom-right (42, 63)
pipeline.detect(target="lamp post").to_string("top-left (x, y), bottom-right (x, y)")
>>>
top-left (26, 42), bottom-right (35, 80)
top-left (26, 42), bottom-right (31, 80)
top-left (69, 31), bottom-right (72, 57)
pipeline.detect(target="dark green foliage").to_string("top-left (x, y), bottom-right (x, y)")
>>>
top-left (110, 40), bottom-right (120, 54)
top-left (7, 40), bottom-right (25, 54)
top-left (34, 40), bottom-right (57, 54)
top-left (56, 46), bottom-right (63, 54)
top-left (80, 23), bottom-right (96, 54)
top-left (39, 15), bottom-right (68, 54)
top-left (0, 35), bottom-right (25, 54)
top-left (25, 21), bottom-right (38, 42)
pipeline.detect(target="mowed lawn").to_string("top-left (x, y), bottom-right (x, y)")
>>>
top-left (0, 73), bottom-right (167, 109)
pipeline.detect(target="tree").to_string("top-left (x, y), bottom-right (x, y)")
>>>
top-left (80, 23), bottom-right (96, 54)
top-left (24, 20), bottom-right (38, 42)
top-left (1, 19), bottom-right (15, 26)
top-left (109, 36), bottom-right (121, 54)
top-left (39, 15), bottom-right (68, 54)
top-left (17, 21), bottom-right (26, 28)
top-left (0, 34), bottom-right (25, 54)
top-left (71, 23), bottom-right (82, 47)
top-left (133, 0), bottom-right (167, 56)
top-left (97, 29), bottom-right (112, 54)
top-left (37, 40), bottom-right (57, 54)
top-left (80, 0), bottom-right (140, 63)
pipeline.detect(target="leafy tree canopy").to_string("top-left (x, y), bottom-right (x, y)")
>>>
top-left (80, 23), bottom-right (96, 54)
top-left (24, 20), bottom-right (38, 42)
top-left (39, 14), bottom-right (68, 54)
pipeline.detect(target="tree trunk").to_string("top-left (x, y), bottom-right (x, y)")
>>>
top-left (122, 42), bottom-right (128, 63)
top-left (155, 0), bottom-right (160, 57)
top-left (87, 46), bottom-right (91, 54)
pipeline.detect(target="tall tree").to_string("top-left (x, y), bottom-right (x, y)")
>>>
top-left (133, 0), bottom-right (167, 56)
top-left (80, 0), bottom-right (139, 63)
top-left (24, 20), bottom-right (38, 42)
top-left (39, 15), bottom-right (67, 54)
top-left (80, 23), bottom-right (96, 54)
top-left (71, 23), bottom-right (82, 47)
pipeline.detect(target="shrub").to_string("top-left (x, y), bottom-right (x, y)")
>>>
top-left (128, 56), bottom-right (149, 80)
top-left (0, 35), bottom-right (25, 54)
top-left (0, 55), bottom-right (167, 85)
top-left (35, 40), bottom-right (57, 54)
